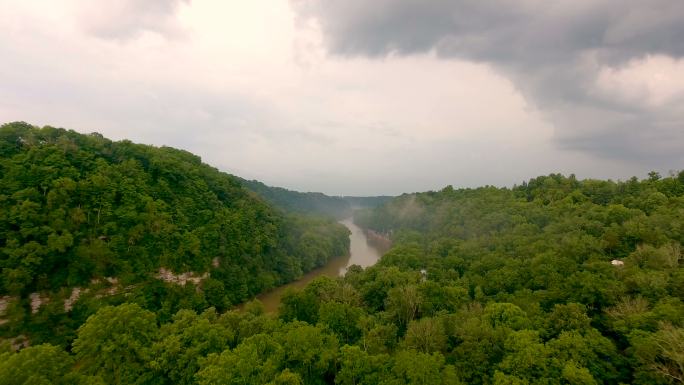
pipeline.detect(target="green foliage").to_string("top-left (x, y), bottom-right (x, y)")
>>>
top-left (237, 178), bottom-right (353, 219)
top-left (196, 333), bottom-right (284, 384)
top-left (318, 301), bottom-right (364, 344)
top-left (350, 172), bottom-right (684, 384)
top-left (237, 178), bottom-right (392, 220)
top-left (0, 122), bottom-right (349, 343)
top-left (387, 349), bottom-right (460, 385)
top-left (402, 317), bottom-right (447, 353)
top-left (72, 304), bottom-right (158, 384)
top-left (280, 288), bottom-right (321, 324)
top-left (150, 308), bottom-right (233, 385)
top-left (0, 344), bottom-right (87, 385)
top-left (1, 131), bottom-right (682, 385)
top-left (279, 323), bottom-right (339, 384)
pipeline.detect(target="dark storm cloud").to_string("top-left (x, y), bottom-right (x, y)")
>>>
top-left (293, 0), bottom-right (684, 166)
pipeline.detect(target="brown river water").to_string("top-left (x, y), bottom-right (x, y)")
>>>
top-left (253, 218), bottom-right (388, 313)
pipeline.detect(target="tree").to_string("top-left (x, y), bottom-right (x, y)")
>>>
top-left (385, 285), bottom-right (421, 330)
top-left (388, 350), bottom-right (460, 385)
top-left (72, 303), bottom-right (158, 384)
top-left (631, 323), bottom-right (684, 384)
top-left (196, 333), bottom-right (284, 385)
top-left (271, 369), bottom-right (304, 385)
top-left (335, 345), bottom-right (374, 385)
top-left (649, 171), bottom-right (662, 182)
top-left (543, 303), bottom-right (591, 338)
top-left (150, 308), bottom-right (234, 385)
top-left (359, 316), bottom-right (398, 354)
top-left (280, 288), bottom-right (320, 324)
top-left (0, 344), bottom-right (91, 385)
top-left (278, 323), bottom-right (338, 384)
top-left (483, 303), bottom-right (529, 330)
top-left (548, 329), bottom-right (621, 383)
top-left (560, 362), bottom-right (599, 385)
top-left (403, 317), bottom-right (447, 353)
top-left (318, 301), bottom-right (363, 344)
top-left (496, 330), bottom-right (560, 382)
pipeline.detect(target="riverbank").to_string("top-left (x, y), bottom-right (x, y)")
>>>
top-left (364, 228), bottom-right (392, 251)
top-left (248, 218), bottom-right (388, 313)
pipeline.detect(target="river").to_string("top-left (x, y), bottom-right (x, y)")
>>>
top-left (254, 218), bottom-right (388, 313)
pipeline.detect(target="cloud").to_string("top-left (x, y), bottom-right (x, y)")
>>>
top-left (0, 0), bottom-right (678, 195)
top-left (292, 0), bottom-right (684, 167)
top-left (76, 0), bottom-right (189, 40)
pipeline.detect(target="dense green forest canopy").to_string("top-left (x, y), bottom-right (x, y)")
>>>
top-left (0, 122), bottom-right (349, 346)
top-left (236, 178), bottom-right (352, 219)
top-left (347, 172), bottom-right (684, 384)
top-left (1, 121), bottom-right (682, 385)
top-left (237, 178), bottom-right (393, 219)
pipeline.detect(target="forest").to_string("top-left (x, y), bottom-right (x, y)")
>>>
top-left (1, 122), bottom-right (683, 385)
top-left (236, 178), bottom-right (353, 219)
top-left (0, 122), bottom-right (349, 348)
top-left (237, 178), bottom-right (392, 219)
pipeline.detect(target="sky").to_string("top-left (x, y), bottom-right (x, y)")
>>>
top-left (0, 0), bottom-right (682, 196)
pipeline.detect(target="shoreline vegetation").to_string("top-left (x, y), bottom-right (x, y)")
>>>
top-left (364, 228), bottom-right (392, 251)
top-left (0, 122), bottom-right (682, 384)
top-left (0, 122), bottom-right (350, 344)
top-left (241, 218), bottom-right (390, 314)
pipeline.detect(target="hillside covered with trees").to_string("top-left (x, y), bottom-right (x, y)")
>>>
top-left (0, 122), bottom-right (349, 347)
top-left (1, 123), bottom-right (682, 385)
top-left (348, 172), bottom-right (684, 384)
top-left (237, 178), bottom-right (353, 219)
top-left (237, 178), bottom-right (393, 219)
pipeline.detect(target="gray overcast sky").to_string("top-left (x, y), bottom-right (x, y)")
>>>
top-left (1, 0), bottom-right (682, 195)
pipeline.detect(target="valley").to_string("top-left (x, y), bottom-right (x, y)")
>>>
top-left (253, 218), bottom-right (389, 313)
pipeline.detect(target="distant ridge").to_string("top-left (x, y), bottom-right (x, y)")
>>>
top-left (237, 177), bottom-right (393, 219)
